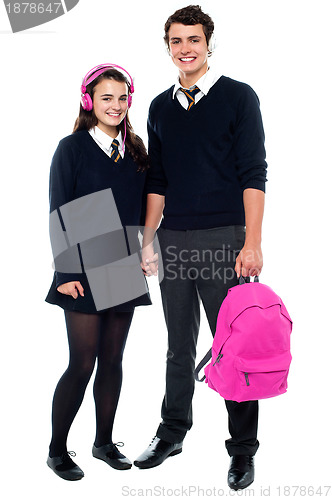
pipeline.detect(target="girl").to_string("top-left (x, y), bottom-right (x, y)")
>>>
top-left (45, 64), bottom-right (150, 480)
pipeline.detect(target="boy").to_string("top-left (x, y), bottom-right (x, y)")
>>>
top-left (135, 5), bottom-right (267, 491)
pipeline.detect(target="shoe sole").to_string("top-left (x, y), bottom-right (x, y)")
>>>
top-left (92, 453), bottom-right (132, 470)
top-left (228, 478), bottom-right (254, 491)
top-left (134, 447), bottom-right (182, 469)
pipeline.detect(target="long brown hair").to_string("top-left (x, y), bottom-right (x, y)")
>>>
top-left (73, 68), bottom-right (149, 171)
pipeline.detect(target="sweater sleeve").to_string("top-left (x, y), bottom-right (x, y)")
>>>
top-left (49, 137), bottom-right (83, 288)
top-left (145, 102), bottom-right (168, 195)
top-left (233, 85), bottom-right (267, 192)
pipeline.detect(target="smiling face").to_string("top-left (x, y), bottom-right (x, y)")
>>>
top-left (168, 23), bottom-right (209, 86)
top-left (92, 78), bottom-right (129, 137)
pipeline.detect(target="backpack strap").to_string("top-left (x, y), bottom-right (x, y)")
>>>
top-left (194, 348), bottom-right (212, 382)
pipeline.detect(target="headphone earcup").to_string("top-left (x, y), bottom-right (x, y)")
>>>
top-left (128, 94), bottom-right (132, 108)
top-left (81, 92), bottom-right (93, 111)
top-left (208, 34), bottom-right (216, 55)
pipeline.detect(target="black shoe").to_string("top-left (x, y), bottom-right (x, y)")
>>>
top-left (134, 436), bottom-right (183, 469)
top-left (92, 442), bottom-right (132, 470)
top-left (47, 451), bottom-right (84, 481)
top-left (227, 455), bottom-right (254, 490)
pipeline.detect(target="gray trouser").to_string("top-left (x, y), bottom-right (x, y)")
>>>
top-left (156, 225), bottom-right (259, 456)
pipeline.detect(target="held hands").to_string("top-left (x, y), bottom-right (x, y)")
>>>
top-left (235, 242), bottom-right (263, 278)
top-left (141, 243), bottom-right (159, 277)
top-left (57, 281), bottom-right (84, 299)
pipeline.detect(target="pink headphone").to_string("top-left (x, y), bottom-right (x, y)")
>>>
top-left (80, 63), bottom-right (134, 111)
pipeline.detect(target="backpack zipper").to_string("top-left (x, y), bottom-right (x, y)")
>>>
top-left (244, 372), bottom-right (250, 386)
top-left (212, 335), bottom-right (231, 366)
top-left (213, 352), bottom-right (223, 366)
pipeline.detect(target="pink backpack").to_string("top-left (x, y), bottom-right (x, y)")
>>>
top-left (197, 279), bottom-right (292, 402)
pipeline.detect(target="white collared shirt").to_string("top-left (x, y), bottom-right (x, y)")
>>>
top-left (173, 67), bottom-right (223, 108)
top-left (89, 126), bottom-right (125, 159)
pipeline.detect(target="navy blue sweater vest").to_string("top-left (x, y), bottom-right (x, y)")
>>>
top-left (146, 76), bottom-right (267, 230)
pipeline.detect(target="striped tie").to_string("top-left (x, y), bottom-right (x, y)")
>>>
top-left (179, 86), bottom-right (200, 110)
top-left (110, 139), bottom-right (121, 163)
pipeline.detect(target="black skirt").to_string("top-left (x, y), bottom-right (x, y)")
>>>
top-left (45, 272), bottom-right (152, 314)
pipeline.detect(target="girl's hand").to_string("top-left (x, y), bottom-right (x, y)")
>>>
top-left (141, 252), bottom-right (159, 277)
top-left (57, 281), bottom-right (84, 299)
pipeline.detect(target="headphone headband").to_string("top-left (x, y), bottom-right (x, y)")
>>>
top-left (80, 63), bottom-right (134, 112)
top-left (81, 63), bottom-right (134, 95)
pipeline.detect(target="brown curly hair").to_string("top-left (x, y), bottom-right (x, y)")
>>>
top-left (164, 5), bottom-right (214, 51)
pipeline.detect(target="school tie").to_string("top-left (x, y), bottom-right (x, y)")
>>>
top-left (179, 85), bottom-right (200, 110)
top-left (110, 139), bottom-right (121, 163)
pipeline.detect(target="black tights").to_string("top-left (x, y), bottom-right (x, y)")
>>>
top-left (49, 308), bottom-right (134, 457)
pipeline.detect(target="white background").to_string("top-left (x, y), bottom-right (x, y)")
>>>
top-left (0, 0), bottom-right (331, 498)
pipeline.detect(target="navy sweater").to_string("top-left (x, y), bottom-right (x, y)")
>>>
top-left (49, 130), bottom-right (147, 287)
top-left (146, 76), bottom-right (267, 230)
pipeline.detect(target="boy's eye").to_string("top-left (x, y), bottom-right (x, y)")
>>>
top-left (170, 38), bottom-right (200, 45)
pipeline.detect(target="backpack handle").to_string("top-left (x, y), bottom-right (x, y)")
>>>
top-left (239, 275), bottom-right (259, 285)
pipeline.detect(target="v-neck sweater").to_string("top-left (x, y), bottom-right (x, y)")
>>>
top-left (49, 130), bottom-right (146, 225)
top-left (48, 130), bottom-right (147, 288)
top-left (146, 76), bottom-right (267, 230)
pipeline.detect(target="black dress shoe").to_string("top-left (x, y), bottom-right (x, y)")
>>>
top-left (134, 436), bottom-right (182, 469)
top-left (227, 455), bottom-right (254, 490)
top-left (92, 442), bottom-right (132, 470)
top-left (47, 451), bottom-right (84, 481)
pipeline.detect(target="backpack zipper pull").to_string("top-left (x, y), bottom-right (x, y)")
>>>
top-left (213, 352), bottom-right (223, 366)
top-left (244, 372), bottom-right (250, 386)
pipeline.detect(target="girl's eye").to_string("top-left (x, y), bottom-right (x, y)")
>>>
top-left (120, 97), bottom-right (128, 101)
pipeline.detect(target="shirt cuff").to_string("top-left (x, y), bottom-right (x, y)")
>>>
top-left (242, 180), bottom-right (266, 193)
